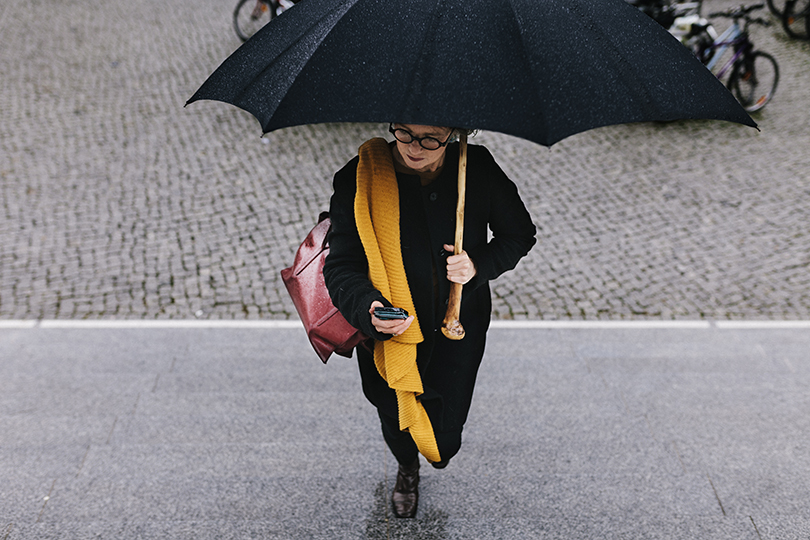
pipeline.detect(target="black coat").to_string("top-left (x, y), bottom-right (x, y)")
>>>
top-left (324, 142), bottom-right (536, 434)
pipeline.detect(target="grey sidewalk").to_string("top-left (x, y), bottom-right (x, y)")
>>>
top-left (2, 325), bottom-right (808, 539)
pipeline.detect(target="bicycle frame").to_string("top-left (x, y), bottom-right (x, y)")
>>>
top-left (704, 21), bottom-right (746, 79)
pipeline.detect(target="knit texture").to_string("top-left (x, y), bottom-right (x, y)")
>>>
top-left (355, 138), bottom-right (441, 463)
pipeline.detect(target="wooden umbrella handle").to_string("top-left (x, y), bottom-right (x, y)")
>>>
top-left (441, 132), bottom-right (467, 341)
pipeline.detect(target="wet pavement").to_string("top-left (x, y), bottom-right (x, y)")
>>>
top-left (1, 324), bottom-right (809, 539)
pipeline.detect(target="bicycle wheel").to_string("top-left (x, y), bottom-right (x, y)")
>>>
top-left (767, 0), bottom-right (788, 17)
top-left (727, 51), bottom-right (779, 113)
top-left (234, 0), bottom-right (275, 42)
top-left (782, 0), bottom-right (810, 39)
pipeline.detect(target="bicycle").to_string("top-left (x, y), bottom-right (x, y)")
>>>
top-left (666, 2), bottom-right (716, 54)
top-left (782, 0), bottom-right (810, 39)
top-left (628, 1), bottom-right (725, 61)
top-left (233, 0), bottom-right (299, 42)
top-left (628, 0), bottom-right (717, 59)
top-left (627, 0), bottom-right (703, 31)
top-left (693, 4), bottom-right (779, 113)
top-left (765, 0), bottom-right (789, 17)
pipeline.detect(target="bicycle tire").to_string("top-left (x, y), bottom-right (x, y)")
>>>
top-left (727, 51), bottom-right (779, 113)
top-left (766, 0), bottom-right (788, 17)
top-left (234, 0), bottom-right (275, 42)
top-left (782, 0), bottom-right (810, 39)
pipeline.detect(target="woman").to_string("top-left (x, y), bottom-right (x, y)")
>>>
top-left (324, 123), bottom-right (536, 518)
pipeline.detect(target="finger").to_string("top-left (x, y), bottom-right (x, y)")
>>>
top-left (447, 266), bottom-right (473, 283)
top-left (446, 250), bottom-right (471, 264)
top-left (374, 322), bottom-right (399, 334)
top-left (390, 316), bottom-right (414, 336)
top-left (447, 259), bottom-right (471, 272)
top-left (392, 316), bottom-right (414, 331)
top-left (378, 318), bottom-right (413, 335)
top-left (447, 262), bottom-right (472, 277)
top-left (375, 318), bottom-right (402, 331)
top-left (445, 251), bottom-right (468, 263)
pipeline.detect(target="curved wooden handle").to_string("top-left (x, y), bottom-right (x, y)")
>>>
top-left (441, 282), bottom-right (465, 340)
top-left (441, 132), bottom-right (467, 341)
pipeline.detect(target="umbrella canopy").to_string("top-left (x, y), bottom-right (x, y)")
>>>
top-left (187, 0), bottom-right (756, 146)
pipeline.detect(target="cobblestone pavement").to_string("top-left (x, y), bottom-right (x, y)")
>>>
top-left (1, 0), bottom-right (808, 321)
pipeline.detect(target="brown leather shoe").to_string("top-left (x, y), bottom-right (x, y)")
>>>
top-left (392, 458), bottom-right (420, 518)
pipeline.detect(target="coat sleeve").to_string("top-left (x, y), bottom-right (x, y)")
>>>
top-left (464, 147), bottom-right (537, 290)
top-left (323, 158), bottom-right (392, 341)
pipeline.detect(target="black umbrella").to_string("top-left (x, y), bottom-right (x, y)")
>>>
top-left (187, 0), bottom-right (756, 146)
top-left (187, 0), bottom-right (756, 338)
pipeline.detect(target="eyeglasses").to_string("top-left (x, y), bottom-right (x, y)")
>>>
top-left (389, 124), bottom-right (453, 151)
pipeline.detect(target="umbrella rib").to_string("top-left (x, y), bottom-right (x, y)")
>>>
top-left (236, 0), bottom-right (361, 129)
top-left (580, 0), bottom-right (680, 124)
top-left (568, 2), bottom-right (662, 121)
top-left (399, 0), bottom-right (445, 123)
top-left (503, 0), bottom-right (554, 145)
top-left (509, 0), bottom-right (678, 144)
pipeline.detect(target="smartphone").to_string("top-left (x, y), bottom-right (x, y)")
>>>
top-left (374, 307), bottom-right (409, 320)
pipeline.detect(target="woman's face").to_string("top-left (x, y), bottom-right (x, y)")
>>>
top-left (391, 124), bottom-right (453, 174)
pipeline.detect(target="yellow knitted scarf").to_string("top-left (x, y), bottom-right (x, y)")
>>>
top-left (354, 138), bottom-right (441, 464)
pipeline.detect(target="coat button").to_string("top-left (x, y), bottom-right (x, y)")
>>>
top-left (429, 192), bottom-right (438, 202)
